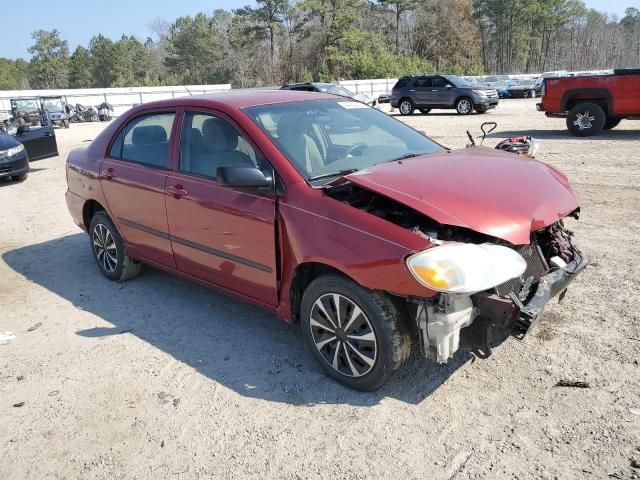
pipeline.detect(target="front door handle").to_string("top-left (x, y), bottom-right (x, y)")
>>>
top-left (101, 167), bottom-right (117, 180)
top-left (166, 184), bottom-right (188, 199)
top-left (44, 132), bottom-right (54, 137)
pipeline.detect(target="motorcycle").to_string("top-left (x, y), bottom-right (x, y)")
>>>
top-left (71, 104), bottom-right (99, 123)
top-left (466, 122), bottom-right (541, 158)
top-left (97, 102), bottom-right (114, 122)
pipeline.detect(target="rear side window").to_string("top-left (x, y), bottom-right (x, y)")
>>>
top-left (109, 112), bottom-right (175, 168)
top-left (431, 77), bottom-right (451, 88)
top-left (413, 77), bottom-right (432, 88)
top-left (393, 77), bottom-right (411, 89)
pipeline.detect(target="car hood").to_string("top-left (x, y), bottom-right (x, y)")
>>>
top-left (0, 132), bottom-right (21, 151)
top-left (344, 147), bottom-right (579, 245)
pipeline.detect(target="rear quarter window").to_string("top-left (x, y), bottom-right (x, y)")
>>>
top-left (393, 77), bottom-right (411, 89)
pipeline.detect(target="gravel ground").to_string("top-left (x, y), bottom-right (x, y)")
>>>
top-left (1, 99), bottom-right (639, 480)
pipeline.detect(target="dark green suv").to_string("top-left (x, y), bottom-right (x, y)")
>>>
top-left (390, 74), bottom-right (499, 115)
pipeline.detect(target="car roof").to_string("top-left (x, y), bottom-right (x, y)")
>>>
top-left (129, 89), bottom-right (338, 112)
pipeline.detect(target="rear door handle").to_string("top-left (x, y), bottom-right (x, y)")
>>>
top-left (44, 132), bottom-right (54, 137)
top-left (166, 184), bottom-right (188, 199)
top-left (101, 167), bottom-right (117, 180)
top-left (409, 89), bottom-right (416, 92)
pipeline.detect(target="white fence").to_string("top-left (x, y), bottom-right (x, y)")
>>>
top-left (0, 84), bottom-right (231, 120)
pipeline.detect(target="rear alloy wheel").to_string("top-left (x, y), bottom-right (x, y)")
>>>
top-left (419, 108), bottom-right (431, 115)
top-left (603, 118), bottom-right (621, 130)
top-left (300, 274), bottom-right (411, 391)
top-left (529, 89), bottom-right (536, 98)
top-left (566, 102), bottom-right (605, 137)
top-left (456, 97), bottom-right (473, 115)
top-left (398, 99), bottom-right (415, 116)
top-left (89, 211), bottom-right (141, 282)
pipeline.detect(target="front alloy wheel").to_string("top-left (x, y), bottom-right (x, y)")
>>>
top-left (309, 293), bottom-right (377, 378)
top-left (300, 275), bottom-right (411, 391)
top-left (456, 97), bottom-right (473, 115)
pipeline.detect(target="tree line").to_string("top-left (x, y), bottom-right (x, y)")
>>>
top-left (0, 0), bottom-right (638, 91)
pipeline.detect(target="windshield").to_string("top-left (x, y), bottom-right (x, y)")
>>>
top-left (42, 98), bottom-right (63, 111)
top-left (443, 75), bottom-right (474, 88)
top-left (244, 99), bottom-right (444, 183)
top-left (316, 84), bottom-right (354, 97)
top-left (12, 99), bottom-right (39, 113)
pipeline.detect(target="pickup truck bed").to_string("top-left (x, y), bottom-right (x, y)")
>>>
top-left (537, 69), bottom-right (640, 136)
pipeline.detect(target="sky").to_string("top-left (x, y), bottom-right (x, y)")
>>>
top-left (1, 0), bottom-right (638, 60)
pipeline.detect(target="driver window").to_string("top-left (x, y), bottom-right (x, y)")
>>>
top-left (180, 112), bottom-right (258, 179)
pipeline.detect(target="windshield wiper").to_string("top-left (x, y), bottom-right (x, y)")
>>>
top-left (384, 152), bottom-right (426, 163)
top-left (308, 168), bottom-right (359, 182)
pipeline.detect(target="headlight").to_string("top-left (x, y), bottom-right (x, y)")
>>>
top-left (406, 243), bottom-right (527, 294)
top-left (472, 90), bottom-right (489, 96)
top-left (0, 144), bottom-right (25, 159)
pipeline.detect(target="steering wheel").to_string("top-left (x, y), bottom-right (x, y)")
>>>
top-left (342, 143), bottom-right (367, 158)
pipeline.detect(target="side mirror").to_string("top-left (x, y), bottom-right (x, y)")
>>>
top-left (17, 125), bottom-right (30, 135)
top-left (217, 166), bottom-right (272, 188)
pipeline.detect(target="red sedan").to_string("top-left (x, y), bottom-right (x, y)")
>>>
top-left (65, 91), bottom-right (587, 391)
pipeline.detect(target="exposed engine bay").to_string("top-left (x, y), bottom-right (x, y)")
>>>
top-left (327, 181), bottom-right (586, 364)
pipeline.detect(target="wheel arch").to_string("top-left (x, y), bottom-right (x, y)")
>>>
top-left (289, 262), bottom-right (358, 323)
top-left (561, 88), bottom-right (613, 114)
top-left (82, 199), bottom-right (107, 231)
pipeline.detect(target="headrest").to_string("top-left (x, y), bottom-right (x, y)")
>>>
top-left (201, 117), bottom-right (239, 152)
top-left (277, 113), bottom-right (309, 138)
top-left (132, 125), bottom-right (167, 145)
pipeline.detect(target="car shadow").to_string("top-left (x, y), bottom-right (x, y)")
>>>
top-left (2, 233), bottom-right (470, 407)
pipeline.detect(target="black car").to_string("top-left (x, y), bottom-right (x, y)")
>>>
top-left (0, 131), bottom-right (29, 181)
top-left (390, 74), bottom-right (499, 115)
top-left (0, 124), bottom-right (60, 182)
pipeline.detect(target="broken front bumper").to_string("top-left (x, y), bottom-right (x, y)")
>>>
top-left (467, 250), bottom-right (589, 356)
top-left (416, 249), bottom-right (589, 363)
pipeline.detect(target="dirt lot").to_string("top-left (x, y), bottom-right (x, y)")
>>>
top-left (1, 98), bottom-right (639, 480)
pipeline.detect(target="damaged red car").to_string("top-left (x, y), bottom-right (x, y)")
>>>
top-left (65, 91), bottom-right (587, 391)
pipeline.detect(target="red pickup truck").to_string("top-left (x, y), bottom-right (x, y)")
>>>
top-left (537, 69), bottom-right (640, 136)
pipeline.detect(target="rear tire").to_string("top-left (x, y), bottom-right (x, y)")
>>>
top-left (300, 274), bottom-right (412, 391)
top-left (89, 211), bottom-right (141, 282)
top-left (456, 97), bottom-right (473, 115)
top-left (11, 173), bottom-right (28, 182)
top-left (63, 119), bottom-right (70, 128)
top-left (603, 118), bottom-right (621, 130)
top-left (398, 98), bottom-right (415, 116)
top-left (566, 102), bottom-right (605, 137)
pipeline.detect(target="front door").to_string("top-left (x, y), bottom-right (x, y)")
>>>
top-left (165, 110), bottom-right (278, 305)
top-left (100, 110), bottom-right (177, 268)
top-left (13, 125), bottom-right (58, 160)
top-left (426, 76), bottom-right (455, 106)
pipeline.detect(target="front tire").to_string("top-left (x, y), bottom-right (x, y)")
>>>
top-left (300, 274), bottom-right (412, 391)
top-left (475, 106), bottom-right (488, 114)
top-left (398, 98), bottom-right (415, 116)
top-left (419, 108), bottom-right (431, 115)
top-left (566, 102), bottom-right (605, 137)
top-left (63, 119), bottom-right (70, 128)
top-left (89, 211), bottom-right (141, 282)
top-left (456, 97), bottom-right (473, 115)
top-left (11, 173), bottom-right (28, 182)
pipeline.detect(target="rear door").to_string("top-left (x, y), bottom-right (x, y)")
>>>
top-left (13, 126), bottom-right (58, 160)
top-left (412, 77), bottom-right (432, 105)
top-left (164, 109), bottom-right (279, 305)
top-left (100, 110), bottom-right (177, 268)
